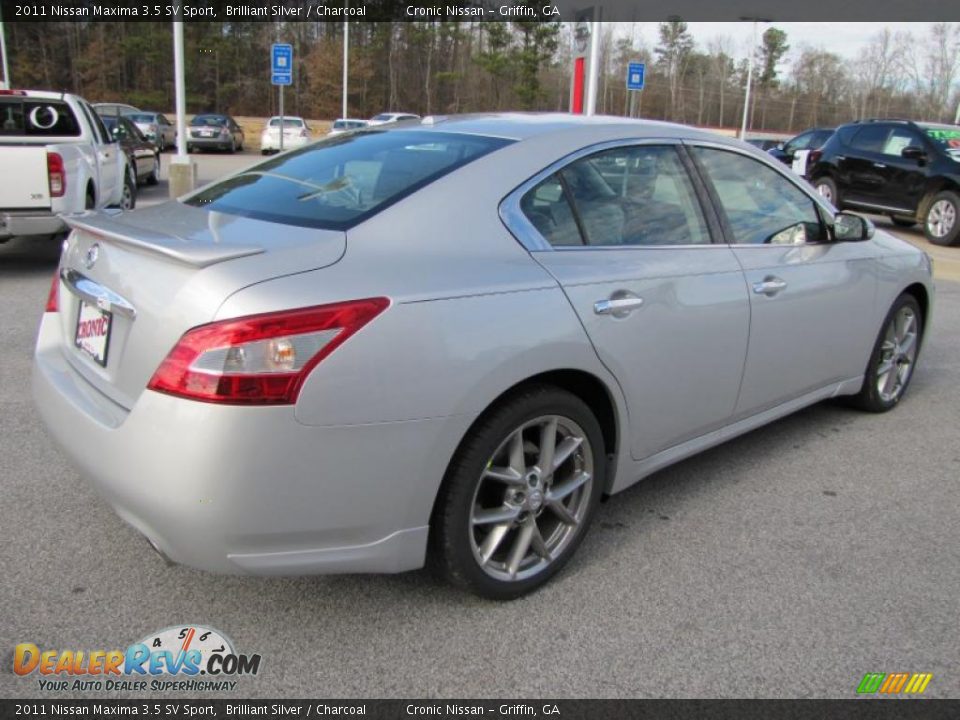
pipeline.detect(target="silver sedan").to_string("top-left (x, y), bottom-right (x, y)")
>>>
top-left (33, 115), bottom-right (934, 599)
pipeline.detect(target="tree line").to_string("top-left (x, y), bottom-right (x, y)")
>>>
top-left (4, 19), bottom-right (959, 131)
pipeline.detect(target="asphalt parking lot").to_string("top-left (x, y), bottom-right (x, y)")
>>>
top-left (2, 153), bottom-right (958, 699)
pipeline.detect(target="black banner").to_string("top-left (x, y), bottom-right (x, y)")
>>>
top-left (1, 0), bottom-right (958, 23)
top-left (3, 700), bottom-right (960, 719)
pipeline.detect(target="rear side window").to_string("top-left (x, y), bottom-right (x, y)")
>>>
top-left (0, 99), bottom-right (82, 137)
top-left (521, 145), bottom-right (710, 248)
top-left (849, 125), bottom-right (889, 153)
top-left (186, 130), bottom-right (511, 229)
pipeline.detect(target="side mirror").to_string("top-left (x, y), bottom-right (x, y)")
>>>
top-left (833, 212), bottom-right (875, 242)
top-left (901, 146), bottom-right (927, 162)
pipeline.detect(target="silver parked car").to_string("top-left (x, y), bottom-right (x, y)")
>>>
top-left (33, 115), bottom-right (933, 599)
top-left (126, 112), bottom-right (177, 152)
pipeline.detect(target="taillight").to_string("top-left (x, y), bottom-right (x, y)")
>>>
top-left (45, 271), bottom-right (59, 313)
top-left (47, 152), bottom-right (66, 197)
top-left (147, 298), bottom-right (390, 405)
top-left (807, 149), bottom-right (823, 167)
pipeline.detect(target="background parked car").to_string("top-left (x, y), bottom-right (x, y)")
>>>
top-left (328, 118), bottom-right (370, 136)
top-left (768, 127), bottom-right (835, 166)
top-left (260, 116), bottom-right (311, 154)
top-left (125, 112), bottom-right (176, 152)
top-left (368, 112), bottom-right (420, 126)
top-left (187, 113), bottom-right (244, 153)
top-left (808, 119), bottom-right (960, 246)
top-left (1, 89), bottom-right (134, 243)
top-left (92, 102), bottom-right (141, 117)
top-left (101, 114), bottom-right (160, 187)
top-left (745, 138), bottom-right (783, 151)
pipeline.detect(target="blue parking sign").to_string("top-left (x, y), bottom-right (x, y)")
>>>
top-left (272, 43), bottom-right (293, 86)
top-left (627, 62), bottom-right (645, 91)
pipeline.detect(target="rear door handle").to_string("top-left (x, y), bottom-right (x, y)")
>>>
top-left (594, 294), bottom-right (644, 317)
top-left (752, 277), bottom-right (788, 296)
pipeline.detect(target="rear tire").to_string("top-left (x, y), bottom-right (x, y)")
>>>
top-left (847, 294), bottom-right (922, 413)
top-left (923, 190), bottom-right (960, 246)
top-left (431, 385), bottom-right (605, 600)
top-left (814, 177), bottom-right (839, 207)
top-left (118, 171), bottom-right (136, 210)
top-left (146, 156), bottom-right (160, 186)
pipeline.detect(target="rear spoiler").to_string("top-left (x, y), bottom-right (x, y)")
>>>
top-left (64, 213), bottom-right (264, 268)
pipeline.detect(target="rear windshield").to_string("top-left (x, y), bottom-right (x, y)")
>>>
top-left (0, 99), bottom-right (82, 137)
top-left (185, 130), bottom-right (512, 229)
top-left (127, 113), bottom-right (156, 124)
top-left (269, 118), bottom-right (303, 128)
top-left (192, 115), bottom-right (228, 126)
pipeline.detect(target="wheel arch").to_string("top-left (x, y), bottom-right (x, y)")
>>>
top-left (917, 178), bottom-right (960, 221)
top-left (901, 282), bottom-right (930, 342)
top-left (428, 368), bottom-right (622, 531)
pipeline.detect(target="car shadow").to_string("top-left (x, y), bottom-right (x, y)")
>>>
top-left (0, 235), bottom-right (62, 275)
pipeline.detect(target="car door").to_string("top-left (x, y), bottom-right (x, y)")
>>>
top-left (507, 141), bottom-right (751, 460)
top-left (78, 100), bottom-right (121, 205)
top-left (158, 114), bottom-right (175, 145)
top-left (688, 144), bottom-right (878, 416)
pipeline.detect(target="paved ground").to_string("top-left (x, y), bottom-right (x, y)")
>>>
top-left (2, 156), bottom-right (958, 699)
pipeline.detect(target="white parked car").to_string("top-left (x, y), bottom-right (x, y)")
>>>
top-left (1, 89), bottom-right (135, 242)
top-left (368, 112), bottom-right (420, 126)
top-left (327, 118), bottom-right (370, 136)
top-left (260, 116), bottom-right (311, 154)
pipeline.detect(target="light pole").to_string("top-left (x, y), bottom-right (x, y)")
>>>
top-left (0, 6), bottom-right (10, 90)
top-left (342, 20), bottom-right (349, 120)
top-left (585, 20), bottom-right (601, 116)
top-left (740, 18), bottom-right (769, 140)
top-left (169, 19), bottom-right (197, 197)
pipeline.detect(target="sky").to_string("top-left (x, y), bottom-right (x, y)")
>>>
top-left (620, 21), bottom-right (943, 62)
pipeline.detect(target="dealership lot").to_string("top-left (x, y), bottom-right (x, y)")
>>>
top-left (2, 153), bottom-right (959, 698)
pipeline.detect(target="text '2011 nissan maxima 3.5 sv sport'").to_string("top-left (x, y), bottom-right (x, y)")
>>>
top-left (34, 114), bottom-right (934, 599)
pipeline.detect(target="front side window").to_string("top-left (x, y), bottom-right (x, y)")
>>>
top-left (882, 128), bottom-right (923, 157)
top-left (186, 130), bottom-right (511, 229)
top-left (692, 147), bottom-right (823, 245)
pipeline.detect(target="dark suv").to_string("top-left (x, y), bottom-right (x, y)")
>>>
top-left (808, 119), bottom-right (960, 245)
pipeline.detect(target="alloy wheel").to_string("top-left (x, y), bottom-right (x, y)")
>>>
top-left (927, 199), bottom-right (956, 240)
top-left (876, 306), bottom-right (918, 403)
top-left (469, 415), bottom-right (593, 582)
top-left (816, 182), bottom-right (833, 203)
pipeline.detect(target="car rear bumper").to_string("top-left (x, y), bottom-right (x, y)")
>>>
top-left (31, 313), bottom-right (459, 576)
top-left (260, 136), bottom-right (309, 152)
top-left (1, 209), bottom-right (65, 239)
top-left (187, 136), bottom-right (235, 149)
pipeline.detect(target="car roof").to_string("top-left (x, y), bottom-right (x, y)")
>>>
top-left (373, 112), bottom-right (738, 145)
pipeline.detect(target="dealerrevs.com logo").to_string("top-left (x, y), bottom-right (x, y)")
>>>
top-left (14, 625), bottom-right (261, 692)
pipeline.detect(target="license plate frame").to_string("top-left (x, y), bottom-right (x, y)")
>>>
top-left (74, 300), bottom-right (113, 367)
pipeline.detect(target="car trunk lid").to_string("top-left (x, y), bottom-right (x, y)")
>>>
top-left (58, 202), bottom-right (346, 409)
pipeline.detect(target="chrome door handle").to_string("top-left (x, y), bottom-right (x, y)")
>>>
top-left (872, 162), bottom-right (886, 169)
top-left (753, 277), bottom-right (788, 296)
top-left (594, 295), bottom-right (644, 317)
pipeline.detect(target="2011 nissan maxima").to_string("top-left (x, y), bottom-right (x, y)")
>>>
top-left (33, 114), bottom-right (934, 599)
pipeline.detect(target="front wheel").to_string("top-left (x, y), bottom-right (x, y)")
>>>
top-left (432, 385), bottom-right (604, 600)
top-left (847, 294), bottom-right (922, 413)
top-left (924, 191), bottom-right (960, 246)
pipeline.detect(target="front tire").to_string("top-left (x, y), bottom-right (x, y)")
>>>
top-left (848, 294), bottom-right (922, 413)
top-left (432, 385), bottom-right (605, 600)
top-left (924, 190), bottom-right (960, 246)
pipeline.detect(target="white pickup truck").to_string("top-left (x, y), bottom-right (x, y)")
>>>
top-left (0, 89), bottom-right (136, 242)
